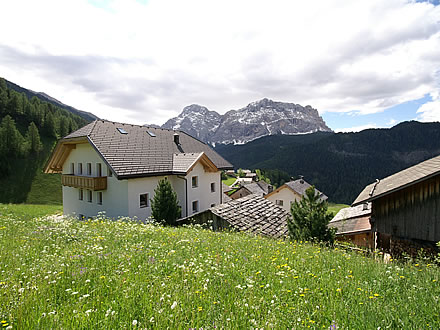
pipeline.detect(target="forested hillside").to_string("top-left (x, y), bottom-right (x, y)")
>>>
top-left (215, 122), bottom-right (440, 203)
top-left (0, 78), bottom-right (89, 204)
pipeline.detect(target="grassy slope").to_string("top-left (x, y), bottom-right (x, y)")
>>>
top-left (0, 204), bottom-right (439, 328)
top-left (328, 203), bottom-right (350, 215)
top-left (222, 175), bottom-right (236, 186)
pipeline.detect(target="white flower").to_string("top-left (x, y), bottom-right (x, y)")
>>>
top-left (132, 320), bottom-right (138, 326)
top-left (171, 301), bottom-right (177, 310)
top-left (149, 316), bottom-right (154, 323)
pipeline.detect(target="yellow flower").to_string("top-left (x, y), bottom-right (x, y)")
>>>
top-left (198, 306), bottom-right (203, 312)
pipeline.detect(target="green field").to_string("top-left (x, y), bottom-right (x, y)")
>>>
top-left (0, 204), bottom-right (439, 328)
top-left (222, 175), bottom-right (236, 186)
top-left (327, 203), bottom-right (350, 215)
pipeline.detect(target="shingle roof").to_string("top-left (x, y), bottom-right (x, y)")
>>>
top-left (285, 179), bottom-right (328, 200)
top-left (352, 154), bottom-right (440, 205)
top-left (209, 194), bottom-right (289, 238)
top-left (172, 153), bottom-right (203, 173)
top-left (329, 203), bottom-right (371, 235)
top-left (331, 203), bottom-right (371, 222)
top-left (243, 181), bottom-right (271, 196)
top-left (62, 120), bottom-right (233, 178)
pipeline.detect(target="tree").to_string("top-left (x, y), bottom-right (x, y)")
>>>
top-left (287, 186), bottom-right (335, 244)
top-left (25, 122), bottom-right (42, 154)
top-left (237, 168), bottom-right (245, 178)
top-left (151, 178), bottom-right (181, 225)
top-left (0, 115), bottom-right (24, 157)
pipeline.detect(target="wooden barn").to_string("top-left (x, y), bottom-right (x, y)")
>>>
top-left (352, 154), bottom-right (440, 256)
top-left (328, 203), bottom-right (373, 248)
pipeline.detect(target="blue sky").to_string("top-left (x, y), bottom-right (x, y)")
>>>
top-left (0, 0), bottom-right (439, 130)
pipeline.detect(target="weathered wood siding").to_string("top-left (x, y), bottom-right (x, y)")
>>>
top-left (373, 174), bottom-right (440, 242)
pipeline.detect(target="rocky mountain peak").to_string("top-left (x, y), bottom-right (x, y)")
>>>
top-left (162, 99), bottom-right (332, 145)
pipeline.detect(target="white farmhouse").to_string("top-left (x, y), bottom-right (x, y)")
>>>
top-left (45, 120), bottom-right (233, 220)
top-left (264, 178), bottom-right (327, 212)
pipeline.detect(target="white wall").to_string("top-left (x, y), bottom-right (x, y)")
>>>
top-left (62, 143), bottom-right (129, 219)
top-left (265, 187), bottom-right (301, 212)
top-left (186, 162), bottom-right (221, 215)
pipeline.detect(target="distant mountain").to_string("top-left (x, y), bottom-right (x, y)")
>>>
top-left (4, 79), bottom-right (99, 122)
top-left (162, 98), bottom-right (332, 145)
top-left (214, 121), bottom-right (440, 204)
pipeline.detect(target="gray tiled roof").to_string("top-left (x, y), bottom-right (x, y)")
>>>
top-left (330, 203), bottom-right (371, 222)
top-left (329, 203), bottom-right (371, 235)
top-left (172, 153), bottom-right (203, 173)
top-left (210, 194), bottom-right (289, 238)
top-left (243, 181), bottom-right (271, 196)
top-left (63, 120), bottom-right (233, 178)
top-left (352, 154), bottom-right (440, 205)
top-left (286, 179), bottom-right (328, 200)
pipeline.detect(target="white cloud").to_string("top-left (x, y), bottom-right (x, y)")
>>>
top-left (416, 91), bottom-right (440, 122)
top-left (0, 0), bottom-right (439, 125)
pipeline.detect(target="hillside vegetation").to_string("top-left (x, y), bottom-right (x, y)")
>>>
top-left (0, 78), bottom-right (90, 204)
top-left (0, 204), bottom-right (439, 328)
top-left (215, 122), bottom-right (440, 203)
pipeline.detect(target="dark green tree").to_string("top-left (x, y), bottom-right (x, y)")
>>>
top-left (151, 178), bottom-right (181, 225)
top-left (287, 186), bottom-right (335, 244)
top-left (25, 122), bottom-right (42, 154)
top-left (43, 111), bottom-right (57, 138)
top-left (0, 115), bottom-right (24, 157)
top-left (237, 168), bottom-right (245, 178)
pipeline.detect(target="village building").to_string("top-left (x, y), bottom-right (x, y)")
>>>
top-left (352, 154), bottom-right (440, 256)
top-left (264, 178), bottom-right (327, 212)
top-left (329, 203), bottom-right (373, 248)
top-left (229, 181), bottom-right (273, 200)
top-left (44, 120), bottom-right (233, 220)
top-left (178, 194), bottom-right (289, 238)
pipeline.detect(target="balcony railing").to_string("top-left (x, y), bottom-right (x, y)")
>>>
top-left (61, 174), bottom-right (107, 191)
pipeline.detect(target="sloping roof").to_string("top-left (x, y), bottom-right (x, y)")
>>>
top-left (329, 203), bottom-right (371, 235)
top-left (46, 120), bottom-right (233, 178)
top-left (243, 181), bottom-right (271, 196)
top-left (265, 179), bottom-right (327, 201)
top-left (209, 194), bottom-right (289, 238)
top-left (222, 183), bottom-right (234, 193)
top-left (352, 154), bottom-right (440, 205)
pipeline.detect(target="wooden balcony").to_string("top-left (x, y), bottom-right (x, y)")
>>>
top-left (62, 174), bottom-right (107, 191)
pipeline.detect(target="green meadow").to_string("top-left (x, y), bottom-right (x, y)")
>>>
top-left (0, 204), bottom-right (439, 328)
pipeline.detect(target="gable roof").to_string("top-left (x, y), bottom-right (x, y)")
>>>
top-left (329, 203), bottom-right (371, 235)
top-left (352, 154), bottom-right (440, 206)
top-left (183, 194), bottom-right (289, 238)
top-left (45, 120), bottom-right (233, 178)
top-left (265, 179), bottom-right (327, 201)
top-left (242, 181), bottom-right (271, 196)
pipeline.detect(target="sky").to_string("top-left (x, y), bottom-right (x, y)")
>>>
top-left (0, 0), bottom-right (439, 132)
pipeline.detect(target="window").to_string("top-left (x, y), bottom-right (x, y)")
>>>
top-left (210, 182), bottom-right (215, 192)
top-left (275, 200), bottom-right (284, 206)
top-left (70, 163), bottom-right (75, 174)
top-left (192, 201), bottom-right (199, 213)
top-left (117, 127), bottom-right (128, 134)
top-left (87, 163), bottom-right (92, 176)
top-left (147, 130), bottom-right (156, 137)
top-left (78, 163), bottom-right (83, 175)
top-left (79, 188), bottom-right (83, 201)
top-left (107, 166), bottom-right (113, 177)
top-left (192, 176), bottom-right (198, 188)
top-left (87, 190), bottom-right (92, 203)
top-left (140, 193), bottom-right (149, 208)
top-left (96, 163), bottom-right (102, 177)
top-left (97, 192), bottom-right (103, 205)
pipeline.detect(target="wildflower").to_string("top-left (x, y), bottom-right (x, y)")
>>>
top-left (132, 320), bottom-right (138, 326)
top-left (171, 301), bottom-right (177, 309)
top-left (198, 306), bottom-right (203, 312)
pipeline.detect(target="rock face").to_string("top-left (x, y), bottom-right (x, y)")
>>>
top-left (162, 98), bottom-right (332, 145)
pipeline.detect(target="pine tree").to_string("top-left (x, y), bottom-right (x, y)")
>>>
top-left (43, 111), bottom-right (57, 138)
top-left (0, 115), bottom-right (24, 157)
top-left (287, 186), bottom-right (335, 244)
top-left (25, 122), bottom-right (42, 154)
top-left (151, 178), bottom-right (181, 225)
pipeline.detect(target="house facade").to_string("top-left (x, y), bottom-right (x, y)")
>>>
top-left (264, 178), bottom-right (327, 212)
top-left (45, 120), bottom-right (233, 220)
top-left (353, 154), bottom-right (440, 256)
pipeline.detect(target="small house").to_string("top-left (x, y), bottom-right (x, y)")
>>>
top-left (229, 181), bottom-right (273, 199)
top-left (265, 178), bottom-right (327, 212)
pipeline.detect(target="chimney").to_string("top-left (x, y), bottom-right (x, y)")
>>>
top-left (299, 175), bottom-right (304, 184)
top-left (268, 185), bottom-right (273, 194)
top-left (174, 132), bottom-right (180, 145)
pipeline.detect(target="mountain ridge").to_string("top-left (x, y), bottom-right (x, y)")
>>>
top-left (162, 98), bottom-right (332, 145)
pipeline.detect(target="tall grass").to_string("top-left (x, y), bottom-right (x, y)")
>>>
top-left (0, 204), bottom-right (439, 328)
